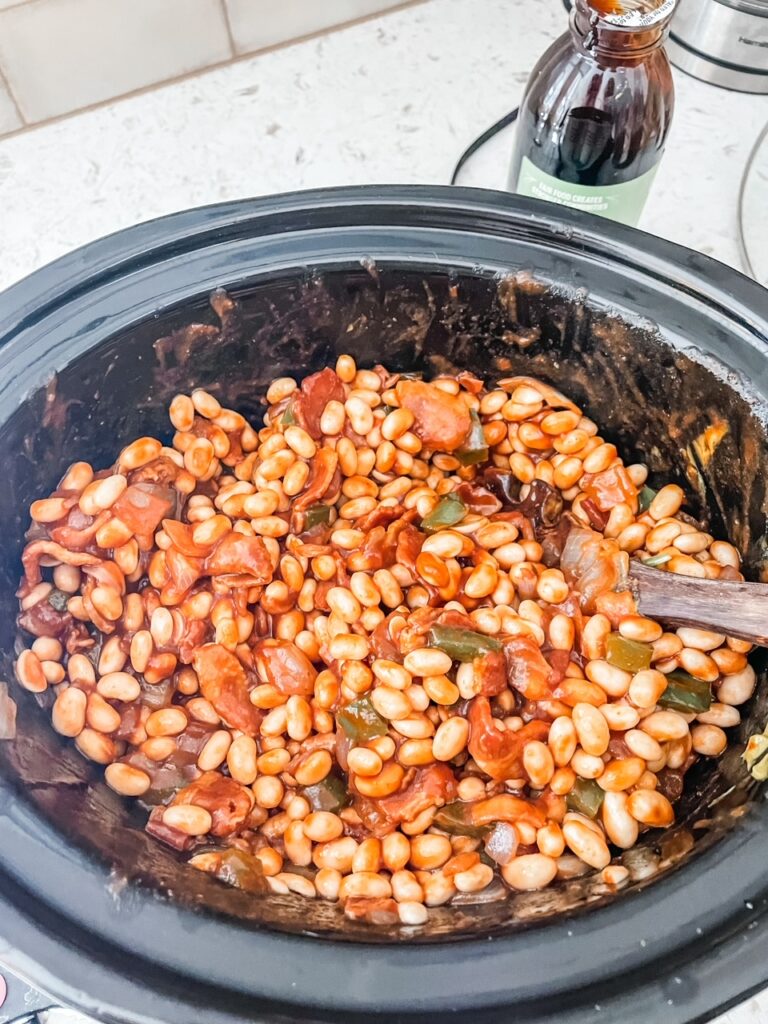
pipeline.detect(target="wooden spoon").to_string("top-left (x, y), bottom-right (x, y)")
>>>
top-left (628, 561), bottom-right (768, 647)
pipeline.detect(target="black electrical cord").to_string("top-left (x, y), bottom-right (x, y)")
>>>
top-left (6, 1011), bottom-right (57, 1024)
top-left (450, 0), bottom-right (570, 184)
top-left (449, 106), bottom-right (519, 185)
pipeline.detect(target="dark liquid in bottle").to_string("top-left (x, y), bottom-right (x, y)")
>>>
top-left (508, 0), bottom-right (675, 225)
top-left (560, 108), bottom-right (612, 181)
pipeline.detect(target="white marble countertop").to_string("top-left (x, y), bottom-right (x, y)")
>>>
top-left (0, 0), bottom-right (767, 1021)
top-left (0, 0), bottom-right (766, 293)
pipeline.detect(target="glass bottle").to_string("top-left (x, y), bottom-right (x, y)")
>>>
top-left (507, 0), bottom-right (676, 227)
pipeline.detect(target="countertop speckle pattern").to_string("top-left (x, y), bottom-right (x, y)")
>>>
top-left (0, 1), bottom-right (767, 1021)
top-left (0, 0), bottom-right (765, 293)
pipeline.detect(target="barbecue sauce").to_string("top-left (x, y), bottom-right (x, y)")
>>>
top-left (507, 0), bottom-right (676, 226)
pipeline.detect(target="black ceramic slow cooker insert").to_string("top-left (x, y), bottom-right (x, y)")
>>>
top-left (1, 186), bottom-right (768, 1024)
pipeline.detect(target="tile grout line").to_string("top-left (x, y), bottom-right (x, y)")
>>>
top-left (0, 59), bottom-right (25, 126)
top-left (0, 0), bottom-right (428, 143)
top-left (218, 0), bottom-right (237, 59)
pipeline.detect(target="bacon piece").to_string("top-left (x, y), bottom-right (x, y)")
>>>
top-left (17, 599), bottom-right (73, 639)
top-left (541, 515), bottom-right (574, 568)
top-left (533, 788), bottom-right (566, 823)
top-left (172, 771), bottom-right (254, 837)
top-left (353, 526), bottom-right (388, 571)
top-left (455, 371), bottom-right (484, 394)
top-left (293, 368), bottom-right (346, 439)
top-left (355, 764), bottom-right (457, 837)
top-left (49, 508), bottom-right (110, 550)
top-left (293, 448), bottom-right (339, 513)
top-left (158, 529), bottom-right (273, 603)
top-left (581, 499), bottom-right (609, 531)
top-left (162, 519), bottom-right (211, 558)
top-left (582, 465), bottom-right (638, 514)
top-left (255, 639), bottom-right (318, 696)
top-left (456, 481), bottom-right (502, 516)
top-left (128, 456), bottom-right (181, 487)
top-left (560, 527), bottom-right (628, 613)
top-left (176, 619), bottom-right (209, 664)
top-left (469, 794), bottom-right (546, 830)
top-left (594, 589), bottom-right (637, 627)
top-left (161, 547), bottom-right (203, 605)
top-left (21, 540), bottom-right (100, 587)
top-left (370, 613), bottom-right (404, 662)
top-left (355, 503), bottom-right (405, 533)
top-left (344, 897), bottom-right (399, 925)
top-left (395, 379), bottom-right (472, 452)
top-left (656, 768), bottom-right (684, 803)
top-left (193, 644), bottom-right (262, 735)
top-left (468, 696), bottom-right (550, 781)
top-left (82, 560), bottom-right (126, 593)
top-left (394, 523), bottom-right (423, 575)
top-left (116, 704), bottom-right (146, 743)
top-left (145, 806), bottom-right (195, 851)
top-left (396, 607), bottom-right (474, 655)
top-left (608, 733), bottom-right (632, 759)
top-left (475, 649), bottom-right (508, 697)
top-left (64, 622), bottom-right (94, 653)
top-left (112, 484), bottom-right (175, 536)
top-left (543, 647), bottom-right (571, 687)
top-left (504, 634), bottom-right (554, 700)
top-left (204, 533), bottom-right (273, 586)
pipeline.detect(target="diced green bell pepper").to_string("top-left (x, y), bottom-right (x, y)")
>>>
top-left (428, 624), bottom-right (502, 662)
top-left (420, 493), bottom-right (467, 533)
top-left (303, 504), bottom-right (332, 531)
top-left (281, 400), bottom-right (297, 426)
top-left (566, 777), bottom-right (605, 819)
top-left (638, 485), bottom-right (657, 512)
top-left (657, 670), bottom-right (712, 714)
top-left (433, 800), bottom-right (491, 838)
top-left (336, 695), bottom-right (388, 742)
top-left (303, 773), bottom-right (350, 813)
top-left (606, 633), bottom-right (652, 673)
top-left (455, 411), bottom-right (489, 467)
top-left (641, 553), bottom-right (671, 568)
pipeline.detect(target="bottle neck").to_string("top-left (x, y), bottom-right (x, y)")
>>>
top-left (570, 0), bottom-right (674, 63)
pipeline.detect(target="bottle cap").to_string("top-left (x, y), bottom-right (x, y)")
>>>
top-left (589, 0), bottom-right (676, 27)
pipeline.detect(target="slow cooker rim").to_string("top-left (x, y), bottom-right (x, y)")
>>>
top-left (3, 795), bottom-right (768, 1022)
top-left (1, 185), bottom-right (766, 345)
top-left (3, 859), bottom-right (768, 1024)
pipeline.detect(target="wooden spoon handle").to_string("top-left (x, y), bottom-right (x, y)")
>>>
top-left (628, 562), bottom-right (768, 647)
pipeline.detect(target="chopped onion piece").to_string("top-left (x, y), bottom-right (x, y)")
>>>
top-left (0, 682), bottom-right (18, 740)
top-left (484, 822), bottom-right (518, 865)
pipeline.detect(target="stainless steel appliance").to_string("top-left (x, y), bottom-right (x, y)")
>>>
top-left (667, 0), bottom-right (768, 93)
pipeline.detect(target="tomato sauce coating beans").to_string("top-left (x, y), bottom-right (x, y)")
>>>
top-left (15, 359), bottom-right (751, 925)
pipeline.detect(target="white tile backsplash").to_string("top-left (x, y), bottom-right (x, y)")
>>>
top-left (0, 75), bottom-right (21, 133)
top-left (0, 0), bottom-right (416, 135)
top-left (0, 0), bottom-right (232, 123)
top-left (224, 0), bottom-right (408, 54)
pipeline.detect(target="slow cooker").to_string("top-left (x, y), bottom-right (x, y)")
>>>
top-left (668, 0), bottom-right (768, 94)
top-left (1, 186), bottom-right (768, 1024)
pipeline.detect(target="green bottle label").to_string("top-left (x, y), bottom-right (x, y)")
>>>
top-left (516, 156), bottom-right (659, 227)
